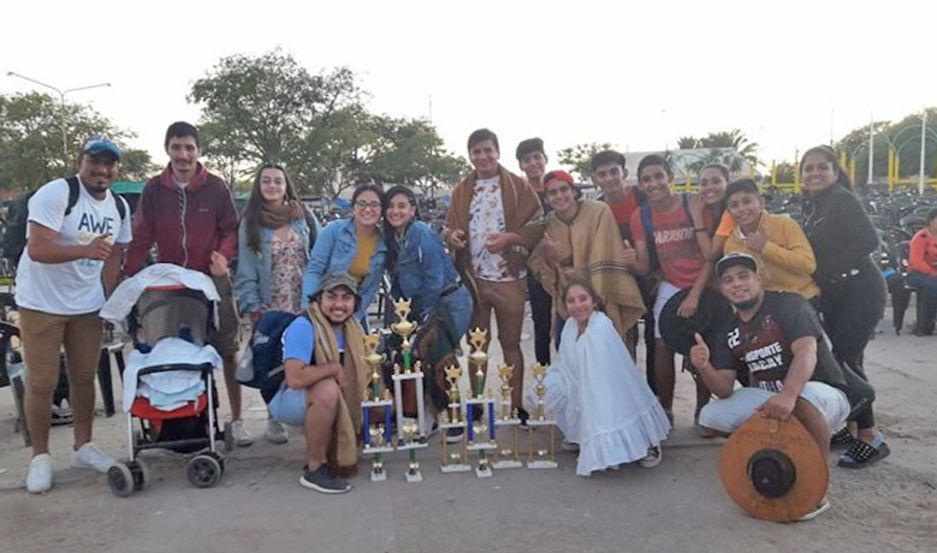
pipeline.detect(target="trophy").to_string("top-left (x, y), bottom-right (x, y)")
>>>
top-left (526, 363), bottom-right (558, 469)
top-left (491, 364), bottom-right (522, 469)
top-left (361, 332), bottom-right (394, 481)
top-left (464, 328), bottom-right (497, 478)
top-left (439, 364), bottom-right (470, 473)
top-left (389, 298), bottom-right (428, 483)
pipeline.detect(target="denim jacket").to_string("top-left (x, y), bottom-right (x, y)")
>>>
top-left (387, 221), bottom-right (460, 319)
top-left (234, 217), bottom-right (312, 315)
top-left (301, 218), bottom-right (387, 321)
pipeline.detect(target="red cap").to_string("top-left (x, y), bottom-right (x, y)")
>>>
top-left (543, 169), bottom-right (574, 187)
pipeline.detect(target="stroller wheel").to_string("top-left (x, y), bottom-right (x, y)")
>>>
top-left (129, 458), bottom-right (149, 491)
top-left (107, 463), bottom-right (135, 497)
top-left (223, 421), bottom-right (235, 452)
top-left (186, 454), bottom-right (222, 488)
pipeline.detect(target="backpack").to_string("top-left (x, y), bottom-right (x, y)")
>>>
top-left (237, 311), bottom-right (311, 395)
top-left (1, 176), bottom-right (128, 263)
top-left (638, 192), bottom-right (694, 272)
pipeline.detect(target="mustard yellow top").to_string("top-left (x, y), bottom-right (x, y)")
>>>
top-left (349, 232), bottom-right (377, 282)
top-left (723, 211), bottom-right (820, 300)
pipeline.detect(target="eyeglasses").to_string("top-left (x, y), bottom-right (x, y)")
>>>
top-left (354, 200), bottom-right (382, 211)
top-left (545, 184), bottom-right (572, 197)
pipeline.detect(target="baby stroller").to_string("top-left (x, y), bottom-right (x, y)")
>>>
top-left (105, 283), bottom-right (233, 497)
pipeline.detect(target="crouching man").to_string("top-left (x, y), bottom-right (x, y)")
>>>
top-left (690, 253), bottom-right (851, 519)
top-left (268, 273), bottom-right (370, 494)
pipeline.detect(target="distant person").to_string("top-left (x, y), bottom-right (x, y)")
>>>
top-left (301, 184), bottom-right (386, 324)
top-left (17, 136), bottom-right (131, 493)
top-left (516, 137), bottom-right (553, 366)
top-left (628, 154), bottom-right (712, 425)
top-left (541, 280), bottom-right (669, 475)
top-left (906, 208), bottom-right (937, 335)
top-left (721, 179), bottom-right (819, 301)
top-left (799, 145), bottom-right (889, 468)
top-left (269, 274), bottom-right (370, 494)
top-left (692, 253), bottom-right (851, 519)
top-left (124, 122), bottom-right (248, 445)
top-left (444, 128), bottom-right (544, 423)
top-left (234, 164), bottom-right (318, 444)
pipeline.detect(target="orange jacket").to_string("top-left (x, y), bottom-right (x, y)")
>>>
top-left (909, 228), bottom-right (937, 277)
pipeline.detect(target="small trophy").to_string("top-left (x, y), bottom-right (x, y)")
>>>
top-left (439, 364), bottom-right (470, 473)
top-left (390, 298), bottom-right (428, 483)
top-left (361, 332), bottom-right (394, 481)
top-left (526, 363), bottom-right (558, 469)
top-left (464, 328), bottom-right (497, 478)
top-left (492, 364), bottom-right (522, 469)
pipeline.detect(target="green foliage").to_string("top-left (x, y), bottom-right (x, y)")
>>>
top-left (0, 92), bottom-right (131, 189)
top-left (190, 48), bottom-right (465, 198)
top-left (556, 142), bottom-right (614, 181)
top-left (677, 129), bottom-right (760, 172)
top-left (835, 108), bottom-right (937, 184)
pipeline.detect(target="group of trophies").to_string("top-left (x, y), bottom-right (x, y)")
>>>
top-left (360, 298), bottom-right (558, 483)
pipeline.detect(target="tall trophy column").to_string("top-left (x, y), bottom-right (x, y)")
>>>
top-left (439, 364), bottom-right (470, 473)
top-left (492, 364), bottom-right (522, 469)
top-left (465, 328), bottom-right (497, 478)
top-left (361, 332), bottom-right (395, 481)
top-left (390, 299), bottom-right (428, 483)
top-left (526, 363), bottom-right (558, 469)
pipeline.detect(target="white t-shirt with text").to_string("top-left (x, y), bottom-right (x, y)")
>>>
top-left (15, 176), bottom-right (132, 315)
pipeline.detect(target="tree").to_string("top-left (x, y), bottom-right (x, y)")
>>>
top-left (189, 48), bottom-right (369, 196)
top-left (677, 129), bottom-right (760, 172)
top-left (557, 142), bottom-right (614, 182)
top-left (118, 149), bottom-right (159, 182)
top-left (0, 92), bottom-right (132, 189)
top-left (835, 108), bottom-right (937, 185)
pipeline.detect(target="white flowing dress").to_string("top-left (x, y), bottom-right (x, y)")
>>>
top-left (543, 311), bottom-right (671, 475)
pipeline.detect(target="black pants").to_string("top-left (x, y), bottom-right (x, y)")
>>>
top-left (819, 266), bottom-right (886, 429)
top-left (907, 272), bottom-right (937, 335)
top-left (527, 274), bottom-right (552, 366)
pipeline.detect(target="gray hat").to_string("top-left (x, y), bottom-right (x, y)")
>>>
top-left (715, 252), bottom-right (758, 278)
top-left (321, 273), bottom-right (359, 295)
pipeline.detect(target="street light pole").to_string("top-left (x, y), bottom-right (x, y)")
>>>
top-left (919, 109), bottom-right (927, 196)
top-left (6, 72), bottom-right (111, 173)
top-left (867, 111), bottom-right (875, 186)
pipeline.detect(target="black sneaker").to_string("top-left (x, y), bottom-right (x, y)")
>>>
top-left (445, 427), bottom-right (464, 444)
top-left (517, 407), bottom-right (530, 428)
top-left (299, 465), bottom-right (351, 494)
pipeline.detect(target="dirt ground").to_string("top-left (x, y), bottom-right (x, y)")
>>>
top-left (0, 308), bottom-right (934, 553)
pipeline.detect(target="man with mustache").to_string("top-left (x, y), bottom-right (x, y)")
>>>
top-left (16, 136), bottom-right (132, 493)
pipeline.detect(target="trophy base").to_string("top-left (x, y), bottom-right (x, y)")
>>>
top-left (370, 470), bottom-right (387, 482)
top-left (527, 460), bottom-right (559, 470)
top-left (492, 459), bottom-right (523, 470)
top-left (362, 446), bottom-right (395, 454)
top-left (475, 466), bottom-right (493, 478)
top-left (525, 419), bottom-right (557, 427)
top-left (439, 422), bottom-right (467, 430)
top-left (494, 418), bottom-right (521, 426)
top-left (405, 470), bottom-right (423, 483)
top-left (396, 441), bottom-right (429, 451)
top-left (440, 463), bottom-right (471, 473)
top-left (466, 442), bottom-right (498, 452)
top-left (361, 399), bottom-right (395, 408)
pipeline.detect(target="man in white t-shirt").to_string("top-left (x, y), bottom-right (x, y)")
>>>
top-left (16, 136), bottom-right (132, 493)
top-left (444, 129), bottom-right (544, 432)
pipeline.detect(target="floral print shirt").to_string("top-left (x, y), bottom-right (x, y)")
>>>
top-left (265, 229), bottom-right (305, 314)
top-left (469, 176), bottom-right (523, 281)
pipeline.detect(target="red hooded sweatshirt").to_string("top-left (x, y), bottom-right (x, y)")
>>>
top-left (124, 163), bottom-right (238, 276)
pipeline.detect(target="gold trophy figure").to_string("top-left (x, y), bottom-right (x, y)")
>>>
top-left (465, 328), bottom-right (497, 477)
top-left (526, 363), bottom-right (558, 469)
top-left (387, 297), bottom-right (429, 483)
top-left (467, 328), bottom-right (489, 399)
top-left (361, 332), bottom-right (395, 482)
top-left (439, 364), bottom-right (470, 473)
top-left (492, 364), bottom-right (522, 469)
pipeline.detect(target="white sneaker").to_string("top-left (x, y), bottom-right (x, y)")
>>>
top-left (561, 439), bottom-right (580, 452)
top-left (797, 497), bottom-right (831, 522)
top-left (639, 445), bottom-right (663, 468)
top-left (231, 420), bottom-right (253, 447)
top-left (72, 442), bottom-right (116, 473)
top-left (26, 454), bottom-right (54, 493)
top-left (265, 419), bottom-right (289, 444)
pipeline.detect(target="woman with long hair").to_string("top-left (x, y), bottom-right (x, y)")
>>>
top-left (799, 145), bottom-right (889, 468)
top-left (234, 164), bottom-right (317, 444)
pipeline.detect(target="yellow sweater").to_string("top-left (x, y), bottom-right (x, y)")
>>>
top-left (724, 212), bottom-right (820, 300)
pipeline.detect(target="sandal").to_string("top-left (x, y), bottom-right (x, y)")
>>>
top-left (797, 497), bottom-right (830, 521)
top-left (829, 427), bottom-right (855, 449)
top-left (838, 437), bottom-right (890, 469)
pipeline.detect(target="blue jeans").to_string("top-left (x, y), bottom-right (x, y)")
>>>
top-left (438, 285), bottom-right (473, 338)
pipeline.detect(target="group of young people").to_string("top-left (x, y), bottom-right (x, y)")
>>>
top-left (15, 122), bottom-right (894, 515)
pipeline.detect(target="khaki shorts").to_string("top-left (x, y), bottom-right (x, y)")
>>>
top-left (19, 308), bottom-right (103, 393)
top-left (210, 275), bottom-right (240, 357)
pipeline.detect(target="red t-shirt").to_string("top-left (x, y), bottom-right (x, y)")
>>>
top-left (629, 201), bottom-right (705, 289)
top-left (603, 188), bottom-right (642, 241)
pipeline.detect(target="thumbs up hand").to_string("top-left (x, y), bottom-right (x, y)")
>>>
top-left (689, 332), bottom-right (710, 372)
top-left (622, 239), bottom-right (636, 266)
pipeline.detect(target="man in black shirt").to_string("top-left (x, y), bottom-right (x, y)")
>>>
top-left (690, 253), bottom-right (850, 462)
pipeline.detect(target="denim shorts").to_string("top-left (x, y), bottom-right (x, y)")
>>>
top-left (267, 386), bottom-right (309, 427)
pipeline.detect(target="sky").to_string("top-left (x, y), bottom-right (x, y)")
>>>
top-left (2, 0), bottom-right (934, 174)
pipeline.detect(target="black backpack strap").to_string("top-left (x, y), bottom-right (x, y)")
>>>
top-left (114, 193), bottom-right (127, 221)
top-left (681, 192), bottom-right (695, 228)
top-left (639, 203), bottom-right (659, 271)
top-left (64, 176), bottom-right (81, 216)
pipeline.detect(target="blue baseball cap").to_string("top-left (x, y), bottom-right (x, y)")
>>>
top-left (82, 135), bottom-right (121, 160)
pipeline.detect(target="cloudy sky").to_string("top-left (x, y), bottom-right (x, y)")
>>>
top-left (2, 0), bottom-right (932, 172)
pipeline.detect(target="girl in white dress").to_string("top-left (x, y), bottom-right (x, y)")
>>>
top-left (543, 280), bottom-right (671, 475)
